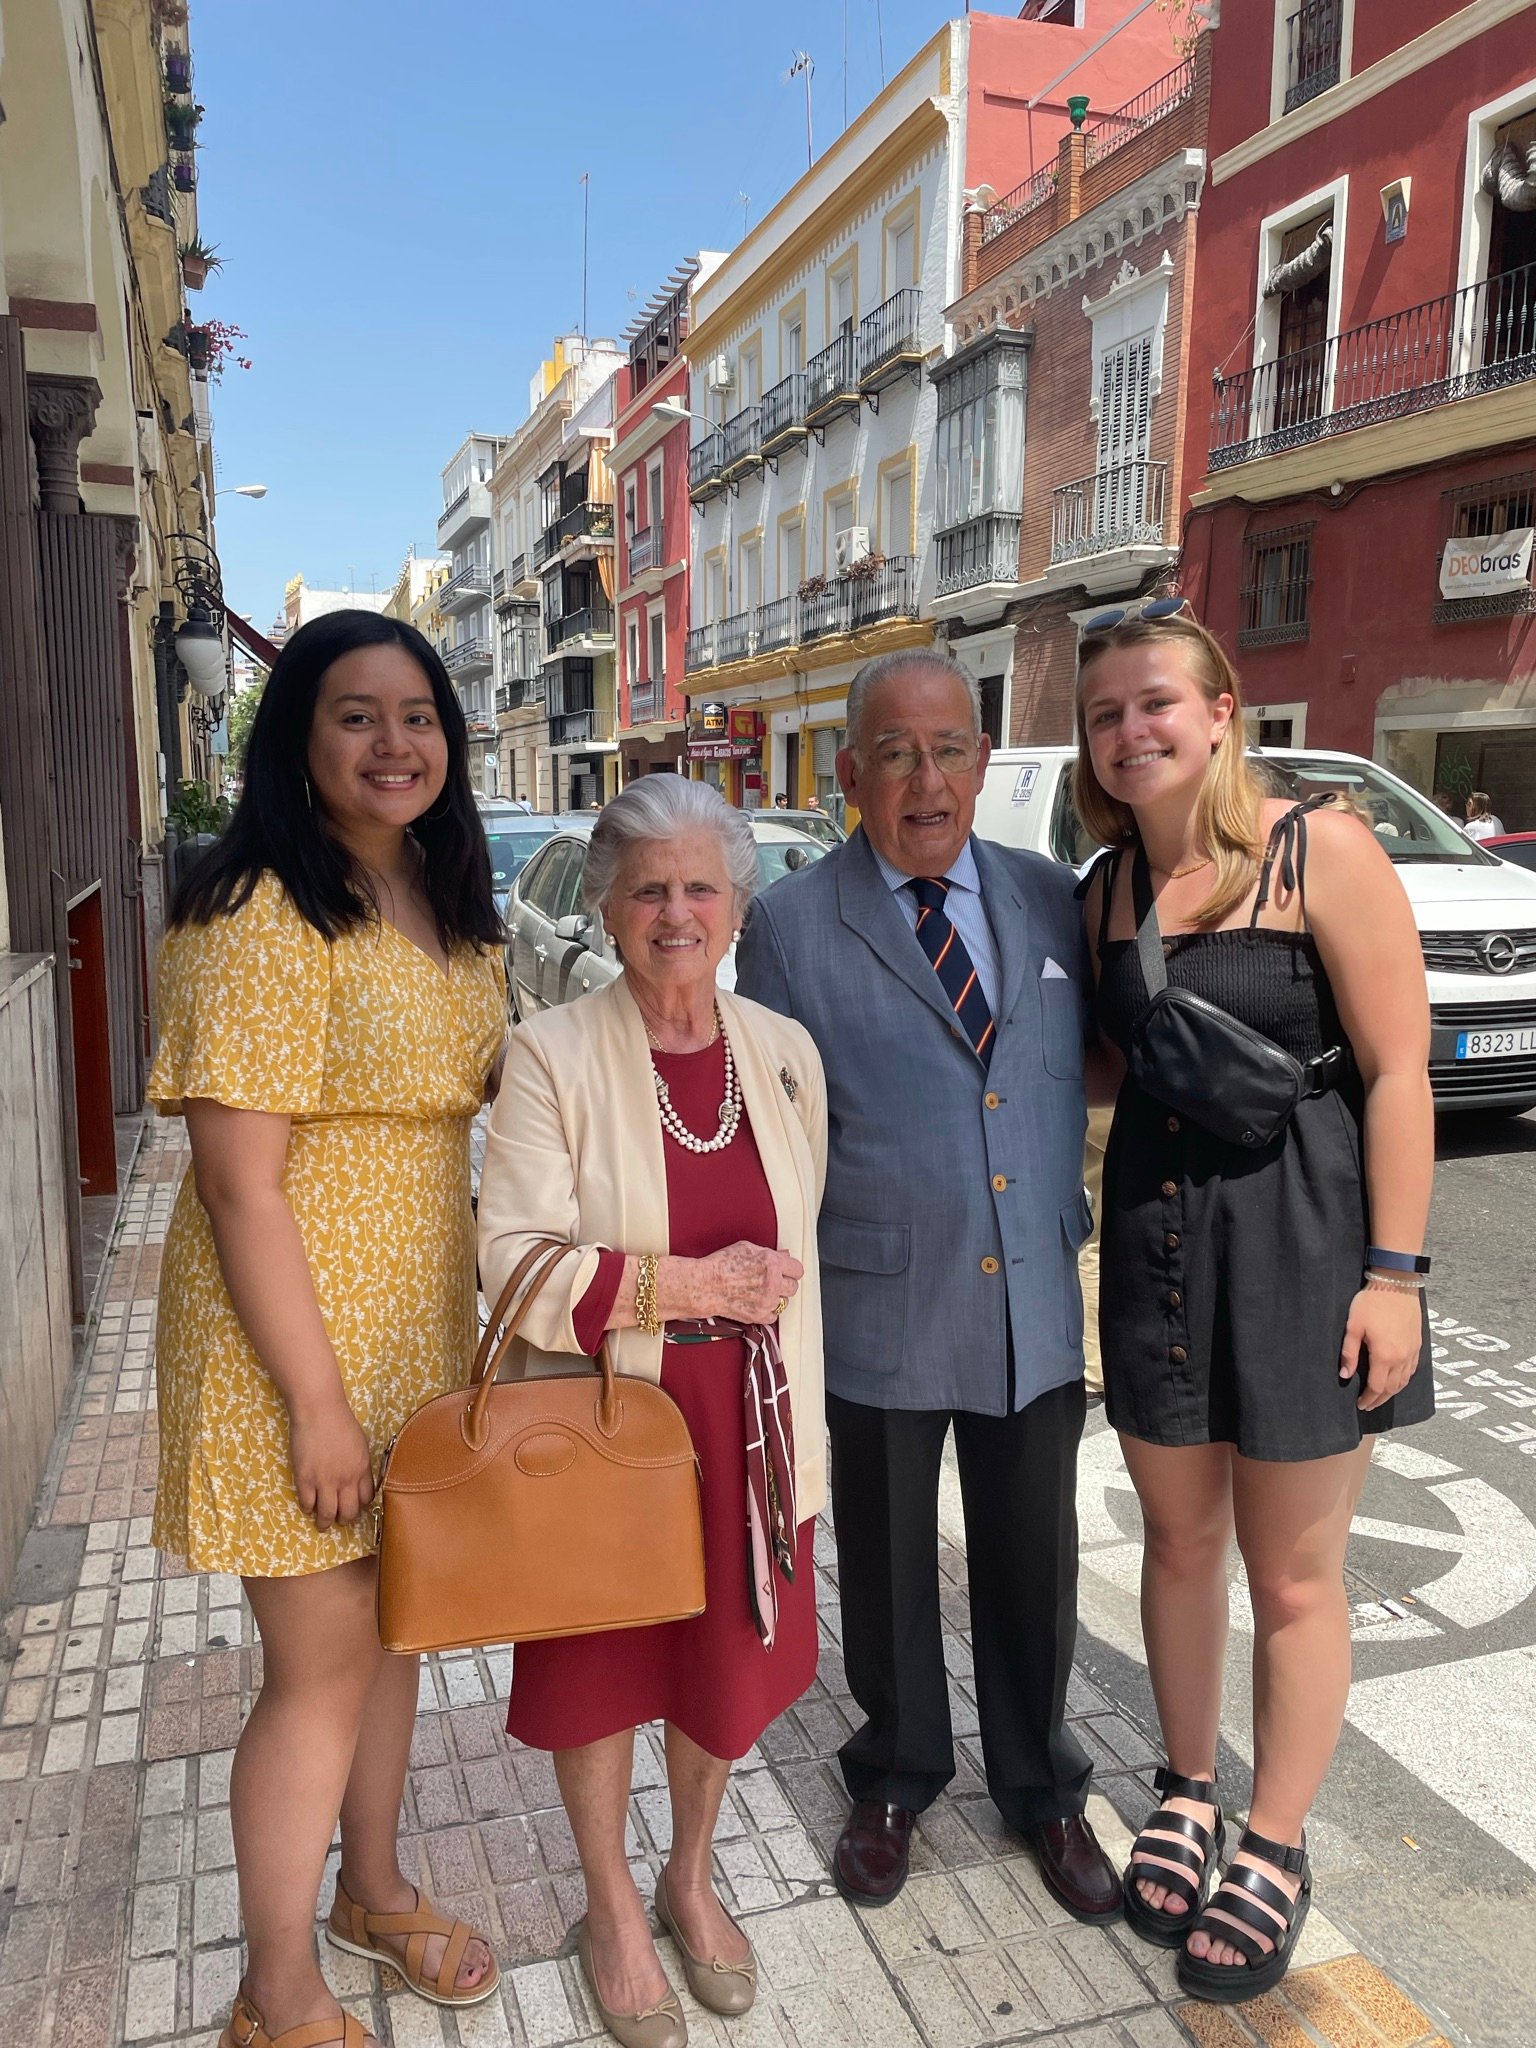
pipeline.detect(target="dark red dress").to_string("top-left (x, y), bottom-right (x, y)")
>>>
top-left (504, 1039), bottom-right (818, 1760)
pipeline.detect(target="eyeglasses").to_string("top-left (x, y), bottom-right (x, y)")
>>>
top-left (866, 737), bottom-right (982, 782)
top-left (1082, 596), bottom-right (1194, 634)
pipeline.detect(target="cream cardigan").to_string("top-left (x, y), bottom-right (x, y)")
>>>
top-left (476, 977), bottom-right (829, 1518)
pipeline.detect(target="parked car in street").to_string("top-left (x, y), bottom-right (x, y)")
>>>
top-left (476, 804), bottom-right (574, 915)
top-left (505, 814), bottom-right (829, 1018)
top-left (1483, 832), bottom-right (1536, 875)
top-left (973, 746), bottom-right (1536, 1117)
top-left (776, 807), bottom-right (846, 849)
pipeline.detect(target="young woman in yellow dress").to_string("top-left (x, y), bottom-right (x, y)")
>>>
top-left (148, 613), bottom-right (506, 2048)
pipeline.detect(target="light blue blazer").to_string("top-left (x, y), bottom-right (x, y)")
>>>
top-left (736, 827), bottom-right (1091, 1415)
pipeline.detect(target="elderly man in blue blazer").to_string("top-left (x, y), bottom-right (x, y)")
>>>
top-left (737, 649), bottom-right (1119, 1922)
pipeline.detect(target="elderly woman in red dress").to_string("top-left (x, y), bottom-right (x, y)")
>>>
top-left (477, 777), bottom-right (826, 2048)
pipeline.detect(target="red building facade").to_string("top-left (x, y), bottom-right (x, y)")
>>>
top-left (613, 262), bottom-right (702, 785)
top-left (1181, 1), bottom-right (1536, 824)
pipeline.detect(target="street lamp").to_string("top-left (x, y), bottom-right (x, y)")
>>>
top-left (175, 601), bottom-right (227, 695)
top-left (217, 482), bottom-right (268, 498)
top-left (650, 399), bottom-right (713, 430)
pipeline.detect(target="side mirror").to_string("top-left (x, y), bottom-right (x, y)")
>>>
top-left (554, 912), bottom-right (593, 945)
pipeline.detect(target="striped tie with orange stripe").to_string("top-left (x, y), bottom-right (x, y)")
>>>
top-left (906, 876), bottom-right (995, 1069)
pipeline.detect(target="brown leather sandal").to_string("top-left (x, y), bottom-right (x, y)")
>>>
top-left (220, 1990), bottom-right (370, 2048)
top-left (325, 1875), bottom-right (500, 2008)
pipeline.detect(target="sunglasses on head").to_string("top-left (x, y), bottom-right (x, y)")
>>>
top-left (1082, 596), bottom-right (1194, 633)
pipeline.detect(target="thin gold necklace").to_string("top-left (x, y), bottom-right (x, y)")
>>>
top-left (1151, 855), bottom-right (1213, 881)
top-left (642, 1004), bottom-right (721, 1053)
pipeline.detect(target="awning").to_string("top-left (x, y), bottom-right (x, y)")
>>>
top-left (225, 607), bottom-right (280, 669)
top-left (1482, 135), bottom-right (1536, 212)
top-left (1264, 218), bottom-right (1333, 298)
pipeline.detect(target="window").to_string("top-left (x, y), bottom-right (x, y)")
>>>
top-left (1437, 468), bottom-right (1536, 625)
top-left (826, 488), bottom-right (855, 575)
top-left (1272, 212), bottom-right (1333, 426)
top-left (623, 478), bottom-right (638, 541)
top-left (933, 343), bottom-right (1026, 531)
top-left (739, 536), bottom-right (763, 611)
top-left (626, 616), bottom-right (641, 685)
top-left (739, 340), bottom-right (763, 408)
top-left (1282, 0), bottom-right (1344, 116)
top-left (884, 205), bottom-right (917, 298)
top-left (781, 309), bottom-right (805, 374)
top-left (649, 606), bottom-right (665, 683)
top-left (1485, 113), bottom-right (1536, 366)
top-left (647, 461), bottom-right (664, 538)
top-left (779, 515), bottom-right (805, 593)
top-left (1096, 336), bottom-right (1153, 534)
top-left (881, 463), bottom-right (913, 559)
top-left (1240, 524), bottom-right (1314, 646)
top-left (706, 555), bottom-right (725, 623)
top-left (830, 262), bottom-right (856, 337)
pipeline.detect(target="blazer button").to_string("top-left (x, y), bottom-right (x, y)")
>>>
top-left (980, 1256), bottom-right (1000, 1275)
top-left (985, 1092), bottom-right (1001, 1109)
top-left (1168, 1289), bottom-right (1183, 1309)
top-left (992, 1174), bottom-right (1008, 1192)
top-left (1160, 1179), bottom-right (1178, 1199)
top-left (1170, 1344), bottom-right (1188, 1363)
top-left (1166, 1115), bottom-right (1181, 1134)
top-left (1165, 1232), bottom-right (1181, 1250)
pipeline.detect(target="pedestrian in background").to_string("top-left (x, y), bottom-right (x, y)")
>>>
top-left (148, 613), bottom-right (505, 2048)
top-left (1463, 790), bottom-right (1505, 840)
top-left (1076, 603), bottom-right (1432, 2005)
top-left (774, 791), bottom-right (790, 808)
top-left (477, 777), bottom-right (827, 2048)
top-left (738, 650), bottom-right (1121, 1925)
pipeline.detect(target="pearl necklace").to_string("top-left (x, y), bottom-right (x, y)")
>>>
top-left (647, 1004), bottom-right (742, 1154)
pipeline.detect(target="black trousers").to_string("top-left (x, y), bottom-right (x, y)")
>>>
top-left (826, 1378), bottom-right (1091, 1830)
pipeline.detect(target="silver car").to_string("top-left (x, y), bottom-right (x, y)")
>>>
top-left (505, 814), bottom-right (829, 1019)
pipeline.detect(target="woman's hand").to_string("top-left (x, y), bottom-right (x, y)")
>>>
top-left (1340, 1287), bottom-right (1423, 1411)
top-left (287, 1393), bottom-right (376, 1529)
top-left (692, 1242), bottom-right (805, 1324)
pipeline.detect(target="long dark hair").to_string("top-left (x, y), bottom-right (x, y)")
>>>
top-left (173, 610), bottom-right (500, 947)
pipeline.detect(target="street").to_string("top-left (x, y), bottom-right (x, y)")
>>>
top-left (1065, 1107), bottom-right (1536, 2048)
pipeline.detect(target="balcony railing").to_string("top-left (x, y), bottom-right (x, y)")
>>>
top-left (442, 636), bottom-right (492, 676)
top-left (756, 595), bottom-right (795, 652)
top-left (688, 431), bottom-right (726, 497)
top-left (627, 679), bottom-right (659, 725)
top-left (721, 405), bottom-right (763, 475)
top-left (557, 499), bottom-right (614, 548)
top-left (1050, 460), bottom-right (1169, 563)
top-left (509, 551), bottom-right (530, 587)
top-left (498, 676), bottom-right (544, 714)
top-left (981, 165), bottom-right (1055, 245)
top-left (685, 622), bottom-right (718, 673)
top-left (548, 703), bottom-right (615, 748)
top-left (439, 563), bottom-right (490, 608)
top-left (1284, 0), bottom-right (1343, 114)
top-left (550, 603), bottom-right (615, 650)
top-left (935, 513), bottom-right (1023, 597)
top-left (491, 568), bottom-right (506, 605)
top-left (1211, 259), bottom-right (1536, 469)
top-left (1083, 59), bottom-right (1196, 168)
top-left (627, 524), bottom-right (663, 576)
top-left (531, 524), bottom-right (561, 568)
top-left (760, 372), bottom-right (808, 451)
top-left (806, 332), bottom-right (860, 424)
top-left (858, 289), bottom-right (924, 389)
top-left (718, 609), bottom-right (757, 664)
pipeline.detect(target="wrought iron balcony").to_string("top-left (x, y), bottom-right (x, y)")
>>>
top-left (688, 431), bottom-right (726, 499)
top-left (858, 289), bottom-right (924, 393)
top-left (721, 405), bottom-right (763, 477)
top-left (497, 676), bottom-right (544, 714)
top-left (756, 595), bottom-right (796, 652)
top-left (935, 513), bottom-right (1022, 597)
top-left (557, 499), bottom-right (615, 550)
top-left (1211, 258), bottom-right (1536, 469)
top-left (1283, 0), bottom-right (1342, 115)
top-left (846, 554), bottom-right (919, 628)
top-left (548, 703), bottom-right (615, 749)
top-left (760, 373), bottom-right (808, 454)
top-left (627, 524), bottom-right (664, 577)
top-left (531, 524), bottom-right (561, 568)
top-left (439, 563), bottom-right (490, 611)
top-left (442, 636), bottom-right (492, 679)
top-left (1083, 59), bottom-right (1196, 168)
top-left (806, 332), bottom-right (860, 427)
top-left (627, 678), bottom-right (660, 725)
top-left (717, 608), bottom-right (757, 664)
top-left (981, 165), bottom-right (1055, 246)
top-left (549, 603), bottom-right (615, 651)
top-left (685, 622), bottom-right (718, 673)
top-left (1050, 461), bottom-right (1169, 563)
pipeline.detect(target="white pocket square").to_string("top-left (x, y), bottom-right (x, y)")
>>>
top-left (1041, 957), bottom-right (1070, 981)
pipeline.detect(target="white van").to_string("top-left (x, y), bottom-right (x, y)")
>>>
top-left (974, 745), bottom-right (1536, 1116)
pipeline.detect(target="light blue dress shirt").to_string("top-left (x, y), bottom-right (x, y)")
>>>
top-left (871, 836), bottom-right (1002, 1017)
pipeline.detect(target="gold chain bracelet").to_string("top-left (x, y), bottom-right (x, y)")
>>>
top-left (635, 1252), bottom-right (662, 1336)
top-left (1365, 1272), bottom-right (1425, 1295)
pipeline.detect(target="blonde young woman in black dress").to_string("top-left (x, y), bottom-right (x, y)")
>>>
top-left (1077, 605), bottom-right (1433, 2005)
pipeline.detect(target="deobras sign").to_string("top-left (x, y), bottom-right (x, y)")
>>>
top-left (1439, 527), bottom-right (1535, 601)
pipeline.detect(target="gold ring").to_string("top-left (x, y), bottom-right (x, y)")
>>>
top-left (772, 1295), bottom-right (789, 1320)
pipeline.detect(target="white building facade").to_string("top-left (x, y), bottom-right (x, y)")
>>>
top-left (437, 433), bottom-right (507, 796)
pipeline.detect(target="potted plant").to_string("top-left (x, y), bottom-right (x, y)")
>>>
top-left (179, 237), bottom-right (221, 290)
top-left (172, 158), bottom-right (196, 193)
top-left (797, 574), bottom-right (828, 598)
top-left (164, 49), bottom-right (192, 91)
top-left (182, 317), bottom-right (251, 381)
top-left (844, 550), bottom-right (888, 583)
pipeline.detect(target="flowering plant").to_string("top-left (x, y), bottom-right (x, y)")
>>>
top-left (184, 317), bottom-right (252, 381)
top-left (843, 550), bottom-right (888, 582)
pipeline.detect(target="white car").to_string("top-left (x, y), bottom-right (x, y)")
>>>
top-left (973, 745), bottom-right (1536, 1116)
top-left (506, 814), bottom-right (829, 1019)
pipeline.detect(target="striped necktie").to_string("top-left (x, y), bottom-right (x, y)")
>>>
top-left (907, 876), bottom-right (995, 1068)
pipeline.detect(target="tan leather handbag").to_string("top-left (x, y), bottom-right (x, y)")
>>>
top-left (377, 1238), bottom-right (706, 1655)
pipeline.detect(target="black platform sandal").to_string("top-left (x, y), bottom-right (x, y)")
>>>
top-left (1123, 1768), bottom-right (1224, 1949)
top-left (1175, 1826), bottom-right (1311, 2004)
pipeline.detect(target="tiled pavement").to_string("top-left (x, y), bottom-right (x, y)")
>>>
top-left (0, 1119), bottom-right (1457, 2048)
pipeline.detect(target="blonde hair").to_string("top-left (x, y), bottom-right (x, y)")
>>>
top-left (1072, 613), bottom-right (1265, 929)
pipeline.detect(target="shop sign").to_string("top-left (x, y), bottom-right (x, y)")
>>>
top-left (694, 701), bottom-right (728, 736)
top-left (686, 737), bottom-right (757, 761)
top-left (1439, 528), bottom-right (1535, 600)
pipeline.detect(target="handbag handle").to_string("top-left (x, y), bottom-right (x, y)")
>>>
top-left (465, 1237), bottom-right (620, 1448)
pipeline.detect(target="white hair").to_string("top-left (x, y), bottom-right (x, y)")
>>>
top-left (845, 649), bottom-right (983, 752)
top-left (582, 775), bottom-right (759, 915)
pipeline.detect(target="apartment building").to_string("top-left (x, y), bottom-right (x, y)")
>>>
top-left (436, 433), bottom-right (507, 795)
top-left (1181, 0), bottom-right (1536, 823)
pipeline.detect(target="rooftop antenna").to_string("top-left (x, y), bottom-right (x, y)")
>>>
top-left (786, 51), bottom-right (814, 171)
top-left (842, 0), bottom-right (848, 128)
top-left (579, 172), bottom-right (590, 338)
top-left (738, 190), bottom-right (751, 235)
top-left (874, 0), bottom-right (886, 87)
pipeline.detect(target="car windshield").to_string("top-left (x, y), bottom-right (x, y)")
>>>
top-left (755, 835), bottom-right (828, 887)
top-left (784, 813), bottom-right (844, 848)
top-left (1255, 755), bottom-right (1497, 866)
top-left (485, 830), bottom-right (553, 890)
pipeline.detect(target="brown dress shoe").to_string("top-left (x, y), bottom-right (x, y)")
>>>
top-left (1023, 1814), bottom-right (1124, 1924)
top-left (833, 1800), bottom-right (916, 1906)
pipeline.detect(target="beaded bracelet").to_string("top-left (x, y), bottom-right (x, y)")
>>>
top-left (1365, 1271), bottom-right (1425, 1295)
top-left (635, 1252), bottom-right (662, 1336)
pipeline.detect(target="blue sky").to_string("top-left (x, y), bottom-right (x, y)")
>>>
top-left (193, 0), bottom-right (956, 627)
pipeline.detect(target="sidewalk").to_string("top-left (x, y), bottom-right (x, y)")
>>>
top-left (0, 1120), bottom-right (1455, 2048)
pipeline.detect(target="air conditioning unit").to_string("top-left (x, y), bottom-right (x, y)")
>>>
top-left (706, 353), bottom-right (735, 393)
top-left (834, 525), bottom-right (871, 571)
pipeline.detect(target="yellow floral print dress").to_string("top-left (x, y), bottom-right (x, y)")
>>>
top-left (147, 872), bottom-right (506, 1576)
